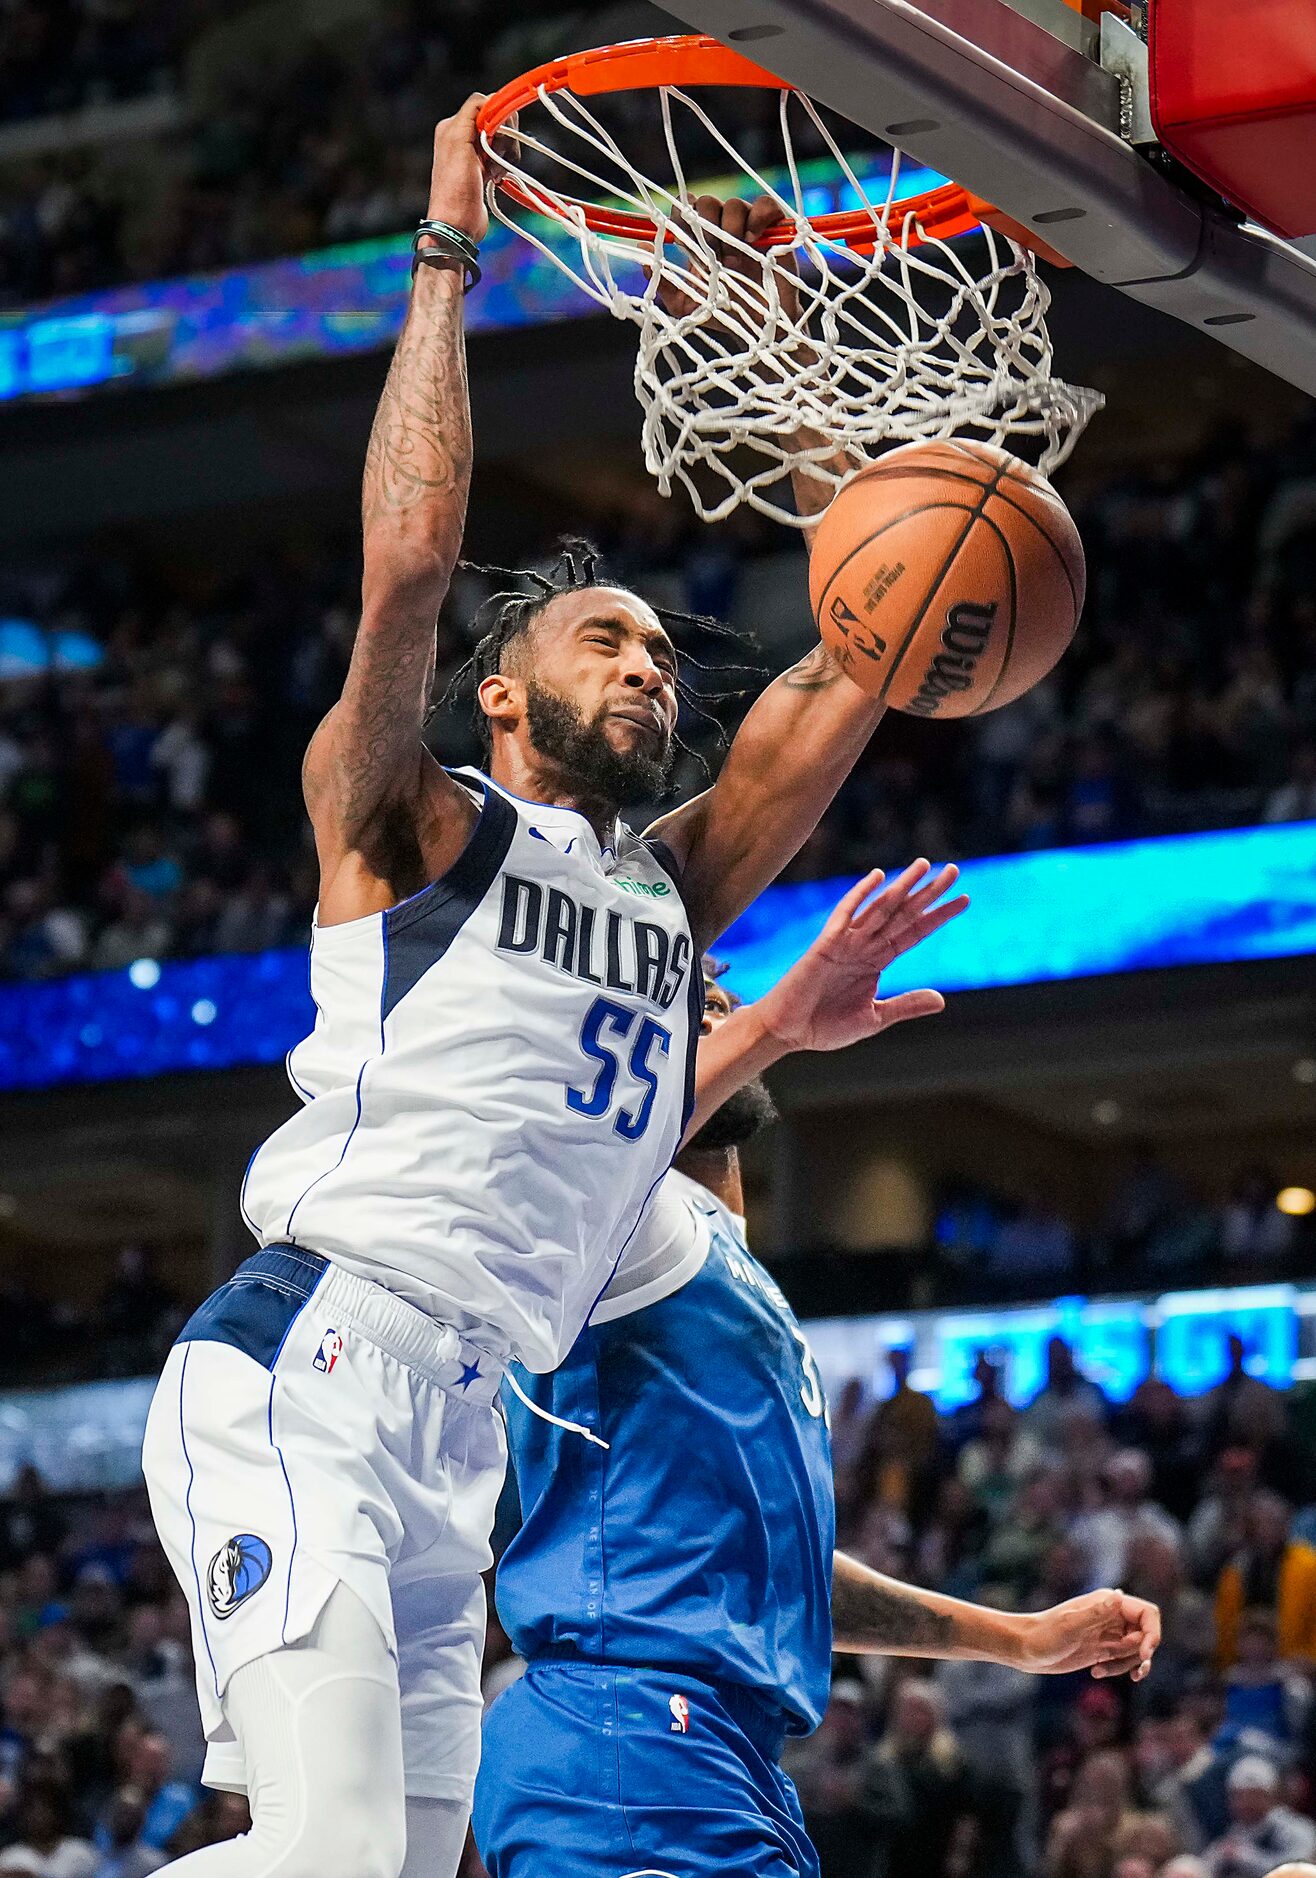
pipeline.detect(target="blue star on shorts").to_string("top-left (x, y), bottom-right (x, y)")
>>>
top-left (457, 1359), bottom-right (482, 1391)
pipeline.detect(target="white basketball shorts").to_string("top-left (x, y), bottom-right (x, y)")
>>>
top-left (142, 1245), bottom-right (506, 1803)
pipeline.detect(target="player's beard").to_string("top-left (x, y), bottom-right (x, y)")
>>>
top-left (524, 679), bottom-right (673, 808)
top-left (685, 1077), bottom-right (779, 1152)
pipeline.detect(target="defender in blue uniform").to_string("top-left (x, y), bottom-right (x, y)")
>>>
top-left (475, 875), bottom-right (1163, 1878)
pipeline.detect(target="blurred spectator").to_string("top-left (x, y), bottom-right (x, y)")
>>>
top-left (1123, 1535), bottom-right (1215, 1701)
top-left (1044, 1747), bottom-right (1144, 1878)
top-left (2, 1779), bottom-right (96, 1878)
top-left (1188, 1451), bottom-right (1261, 1587)
top-left (1221, 1608), bottom-right (1313, 1748)
top-left (859, 1678), bottom-right (1008, 1878)
top-left (990, 1197), bottom-right (1077, 1281)
top-left (957, 1399), bottom-right (1043, 1528)
top-left (1202, 1756), bottom-right (1316, 1878)
top-left (1116, 1379), bottom-right (1202, 1523)
top-left (0, 1471), bottom-right (66, 1571)
top-left (1214, 1491), bottom-right (1316, 1666)
top-left (93, 1731), bottom-right (195, 1853)
top-left (1218, 1169), bottom-right (1295, 1267)
top-left (93, 1789), bottom-right (165, 1878)
top-left (1027, 1341), bottom-right (1109, 1447)
top-left (785, 1683), bottom-right (875, 1875)
top-left (1201, 1339), bottom-right (1289, 1460)
top-left (854, 1349), bottom-right (940, 1522)
top-left (1070, 1450), bottom-right (1182, 1590)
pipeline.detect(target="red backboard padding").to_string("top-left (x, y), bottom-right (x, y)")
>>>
top-left (1148, 0), bottom-right (1316, 239)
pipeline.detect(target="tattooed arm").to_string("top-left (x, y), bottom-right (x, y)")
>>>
top-left (645, 640), bottom-right (885, 949)
top-left (832, 1553), bottom-right (1161, 1680)
top-left (305, 99), bottom-right (488, 925)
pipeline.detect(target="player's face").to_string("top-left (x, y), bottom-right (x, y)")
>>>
top-left (531, 587), bottom-right (679, 765)
top-left (701, 982), bottom-right (735, 1035)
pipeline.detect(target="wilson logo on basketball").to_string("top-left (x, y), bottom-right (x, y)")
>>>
top-left (905, 601), bottom-right (998, 717)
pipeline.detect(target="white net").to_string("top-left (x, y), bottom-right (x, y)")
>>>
top-left (481, 69), bottom-right (1104, 526)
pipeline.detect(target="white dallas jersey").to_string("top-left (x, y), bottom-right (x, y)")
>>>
top-left (242, 770), bottom-right (699, 1372)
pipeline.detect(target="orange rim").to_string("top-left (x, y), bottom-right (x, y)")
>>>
top-left (476, 34), bottom-right (1010, 256)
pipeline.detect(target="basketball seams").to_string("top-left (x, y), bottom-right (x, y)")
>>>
top-left (970, 511), bottom-right (1019, 716)
top-left (877, 460), bottom-right (1012, 704)
top-left (814, 500), bottom-right (982, 629)
top-left (984, 484), bottom-right (1082, 613)
top-left (842, 465), bottom-right (998, 493)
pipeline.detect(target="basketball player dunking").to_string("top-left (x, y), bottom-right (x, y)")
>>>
top-left (476, 883), bottom-right (1162, 1878)
top-left (139, 98), bottom-right (964, 1878)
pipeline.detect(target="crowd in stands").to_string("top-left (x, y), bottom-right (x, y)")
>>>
top-left (0, 1337), bottom-right (1312, 1878)
top-left (0, 0), bottom-right (187, 126)
top-left (5, 407), bottom-right (1316, 984)
top-left (0, 0), bottom-right (652, 303)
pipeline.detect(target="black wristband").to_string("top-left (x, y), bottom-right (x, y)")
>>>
top-left (411, 218), bottom-right (481, 291)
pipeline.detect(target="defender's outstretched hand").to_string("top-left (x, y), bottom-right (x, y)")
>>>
top-left (757, 861), bottom-right (968, 1053)
top-left (1019, 1589), bottom-right (1162, 1682)
top-left (683, 862), bottom-right (967, 1147)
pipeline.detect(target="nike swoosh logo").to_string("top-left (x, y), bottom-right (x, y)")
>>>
top-left (529, 827), bottom-right (576, 855)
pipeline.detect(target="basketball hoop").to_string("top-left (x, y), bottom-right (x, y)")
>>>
top-left (477, 37), bottom-right (1103, 527)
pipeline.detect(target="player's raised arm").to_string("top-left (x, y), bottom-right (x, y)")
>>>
top-left (832, 1553), bottom-right (1161, 1681)
top-left (304, 100), bottom-right (489, 920)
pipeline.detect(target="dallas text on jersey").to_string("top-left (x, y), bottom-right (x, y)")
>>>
top-left (495, 874), bottom-right (692, 1011)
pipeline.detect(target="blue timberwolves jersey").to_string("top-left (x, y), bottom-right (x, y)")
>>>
top-left (497, 1170), bottom-right (835, 1734)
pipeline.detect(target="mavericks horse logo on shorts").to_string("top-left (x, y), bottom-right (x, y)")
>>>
top-left (207, 1534), bottom-right (273, 1619)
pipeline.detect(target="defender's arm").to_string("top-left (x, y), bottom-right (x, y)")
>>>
top-left (306, 101), bottom-right (488, 914)
top-left (832, 1553), bottom-right (1160, 1680)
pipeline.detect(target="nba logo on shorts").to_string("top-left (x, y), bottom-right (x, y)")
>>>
top-left (668, 1694), bottom-right (689, 1734)
top-left (313, 1329), bottom-right (343, 1374)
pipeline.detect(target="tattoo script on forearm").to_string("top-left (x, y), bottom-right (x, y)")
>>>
top-left (831, 1563), bottom-right (957, 1653)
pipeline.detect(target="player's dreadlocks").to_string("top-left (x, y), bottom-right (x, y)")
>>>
top-left (435, 537), bottom-right (763, 774)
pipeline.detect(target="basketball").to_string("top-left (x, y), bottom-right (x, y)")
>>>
top-left (809, 439), bottom-right (1086, 718)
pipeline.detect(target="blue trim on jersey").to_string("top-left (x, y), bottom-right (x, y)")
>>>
top-left (639, 835), bottom-right (701, 1131)
top-left (380, 781), bottom-right (517, 1022)
top-left (462, 766), bottom-right (617, 839)
top-left (178, 1345), bottom-right (220, 1700)
top-left (176, 1247), bottom-right (328, 1370)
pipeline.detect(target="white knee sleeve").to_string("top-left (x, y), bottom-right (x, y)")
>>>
top-left (155, 1583), bottom-right (408, 1878)
top-left (400, 1797), bottom-right (471, 1878)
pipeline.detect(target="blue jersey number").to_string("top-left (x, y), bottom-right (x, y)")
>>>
top-left (567, 997), bottom-right (671, 1141)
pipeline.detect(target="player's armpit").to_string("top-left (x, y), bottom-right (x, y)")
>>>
top-left (646, 644), bottom-right (886, 949)
top-left (303, 709), bottom-right (478, 925)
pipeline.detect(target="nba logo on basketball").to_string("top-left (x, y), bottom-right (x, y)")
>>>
top-left (313, 1330), bottom-right (343, 1374)
top-left (668, 1694), bottom-right (689, 1734)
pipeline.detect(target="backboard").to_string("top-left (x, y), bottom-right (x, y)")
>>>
top-left (652, 0), bottom-right (1316, 398)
